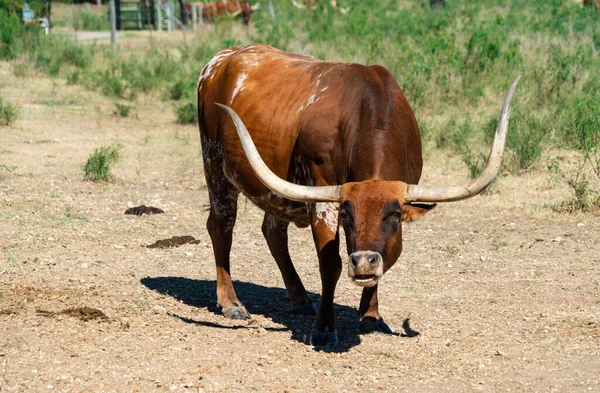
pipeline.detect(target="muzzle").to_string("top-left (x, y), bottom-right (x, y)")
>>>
top-left (348, 250), bottom-right (383, 287)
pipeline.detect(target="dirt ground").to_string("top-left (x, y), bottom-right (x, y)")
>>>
top-left (1, 57), bottom-right (599, 393)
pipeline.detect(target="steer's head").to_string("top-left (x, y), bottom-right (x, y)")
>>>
top-left (338, 180), bottom-right (435, 287)
top-left (215, 76), bottom-right (519, 287)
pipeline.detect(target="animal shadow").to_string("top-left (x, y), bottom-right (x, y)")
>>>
top-left (141, 277), bottom-right (416, 352)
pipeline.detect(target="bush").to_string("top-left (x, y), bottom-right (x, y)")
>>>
top-left (83, 144), bottom-right (123, 182)
top-left (113, 103), bottom-right (131, 117)
top-left (0, 96), bottom-right (19, 126)
top-left (547, 94), bottom-right (600, 213)
top-left (0, 10), bottom-right (23, 60)
top-left (175, 98), bottom-right (198, 124)
top-left (506, 112), bottom-right (548, 172)
top-left (76, 11), bottom-right (110, 31)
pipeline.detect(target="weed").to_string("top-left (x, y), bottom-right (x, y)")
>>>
top-left (99, 72), bottom-right (125, 98)
top-left (76, 11), bottom-right (110, 31)
top-left (10, 56), bottom-right (33, 77)
top-left (491, 238), bottom-right (508, 251)
top-left (114, 103), bottom-right (131, 117)
top-left (141, 132), bottom-right (152, 145)
top-left (5, 246), bottom-right (19, 265)
top-left (0, 96), bottom-right (19, 126)
top-left (548, 94), bottom-right (600, 213)
top-left (67, 69), bottom-right (81, 85)
top-left (83, 144), bottom-right (123, 182)
top-left (461, 148), bottom-right (487, 180)
top-left (0, 164), bottom-right (17, 181)
top-left (506, 111), bottom-right (549, 172)
top-left (175, 98), bottom-right (197, 125)
top-left (167, 79), bottom-right (194, 101)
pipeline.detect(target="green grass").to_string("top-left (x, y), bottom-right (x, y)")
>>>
top-left (0, 96), bottom-right (19, 126)
top-left (3, 0), bottom-right (599, 210)
top-left (113, 103), bottom-right (131, 117)
top-left (175, 98), bottom-right (197, 124)
top-left (83, 144), bottom-right (123, 182)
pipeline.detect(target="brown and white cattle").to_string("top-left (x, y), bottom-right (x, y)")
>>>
top-left (197, 44), bottom-right (520, 345)
top-left (188, 0), bottom-right (257, 25)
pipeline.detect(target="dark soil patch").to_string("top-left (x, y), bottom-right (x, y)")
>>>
top-left (36, 306), bottom-right (109, 321)
top-left (124, 205), bottom-right (165, 215)
top-left (146, 235), bottom-right (200, 248)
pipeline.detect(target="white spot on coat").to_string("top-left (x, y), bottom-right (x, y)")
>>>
top-left (231, 72), bottom-right (248, 103)
top-left (197, 49), bottom-right (234, 91)
top-left (315, 202), bottom-right (340, 232)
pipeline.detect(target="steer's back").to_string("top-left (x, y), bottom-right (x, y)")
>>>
top-left (197, 44), bottom-right (423, 223)
top-left (198, 45), bottom-right (329, 223)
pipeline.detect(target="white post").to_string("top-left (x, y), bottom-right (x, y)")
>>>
top-left (156, 0), bottom-right (163, 31)
top-left (168, 0), bottom-right (175, 32)
top-left (191, 4), bottom-right (197, 31)
top-left (198, 4), bottom-right (204, 24)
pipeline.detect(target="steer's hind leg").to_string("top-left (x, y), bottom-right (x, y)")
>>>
top-left (262, 214), bottom-right (316, 315)
top-left (205, 173), bottom-right (250, 320)
top-left (207, 192), bottom-right (250, 320)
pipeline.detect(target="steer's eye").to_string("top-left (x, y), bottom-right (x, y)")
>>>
top-left (339, 210), bottom-right (348, 222)
top-left (384, 211), bottom-right (402, 222)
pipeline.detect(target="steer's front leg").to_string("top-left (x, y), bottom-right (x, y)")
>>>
top-left (358, 285), bottom-right (393, 334)
top-left (309, 202), bottom-right (341, 346)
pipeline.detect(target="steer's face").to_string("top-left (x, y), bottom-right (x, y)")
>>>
top-left (340, 181), bottom-right (434, 287)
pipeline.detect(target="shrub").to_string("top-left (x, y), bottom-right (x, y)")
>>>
top-left (99, 72), bottom-right (125, 98)
top-left (506, 112), bottom-right (548, 172)
top-left (0, 10), bottom-right (23, 60)
top-left (435, 118), bottom-right (473, 151)
top-left (114, 103), bottom-right (131, 117)
top-left (175, 98), bottom-right (198, 124)
top-left (461, 148), bottom-right (487, 180)
top-left (76, 11), bottom-right (110, 31)
top-left (167, 79), bottom-right (193, 101)
top-left (83, 144), bottom-right (123, 182)
top-left (0, 96), bottom-right (19, 126)
top-left (547, 94), bottom-right (600, 213)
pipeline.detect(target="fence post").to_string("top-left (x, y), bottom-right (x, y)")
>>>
top-left (110, 0), bottom-right (117, 46)
top-left (168, 0), bottom-right (175, 32)
top-left (156, 0), bottom-right (163, 31)
top-left (191, 4), bottom-right (197, 31)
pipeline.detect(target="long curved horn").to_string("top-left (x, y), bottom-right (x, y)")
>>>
top-left (405, 76), bottom-right (521, 203)
top-left (216, 103), bottom-right (343, 202)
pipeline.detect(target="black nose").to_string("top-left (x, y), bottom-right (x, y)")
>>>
top-left (349, 251), bottom-right (382, 268)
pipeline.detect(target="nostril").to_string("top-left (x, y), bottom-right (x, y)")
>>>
top-left (368, 253), bottom-right (382, 265)
top-left (350, 255), bottom-right (359, 268)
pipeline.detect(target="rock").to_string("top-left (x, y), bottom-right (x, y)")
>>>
top-left (119, 317), bottom-right (130, 329)
top-left (153, 305), bottom-right (167, 315)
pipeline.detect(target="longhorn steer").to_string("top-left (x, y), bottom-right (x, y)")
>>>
top-left (197, 44), bottom-right (520, 346)
top-left (193, 1), bottom-right (257, 25)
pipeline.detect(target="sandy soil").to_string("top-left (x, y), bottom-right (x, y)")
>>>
top-left (1, 60), bottom-right (599, 393)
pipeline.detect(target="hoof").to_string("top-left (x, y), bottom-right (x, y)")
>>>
top-left (359, 317), bottom-right (393, 335)
top-left (310, 329), bottom-right (338, 346)
top-left (292, 299), bottom-right (317, 315)
top-left (222, 305), bottom-right (252, 320)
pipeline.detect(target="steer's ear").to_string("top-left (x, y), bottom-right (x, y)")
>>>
top-left (402, 203), bottom-right (436, 222)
